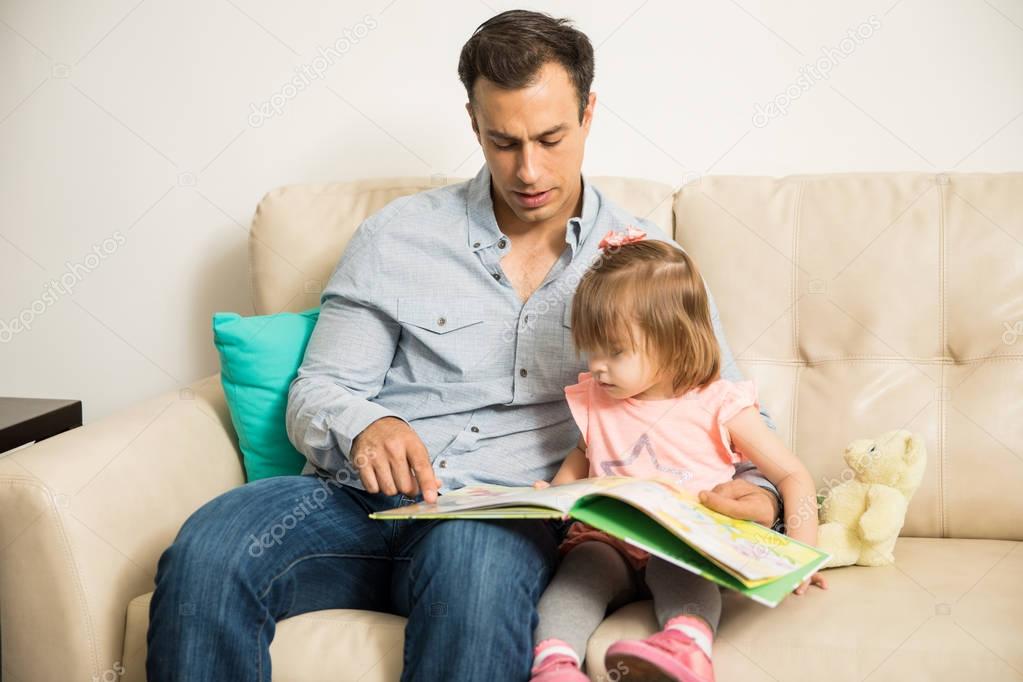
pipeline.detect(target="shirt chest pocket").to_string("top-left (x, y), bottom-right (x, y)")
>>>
top-left (396, 297), bottom-right (504, 382)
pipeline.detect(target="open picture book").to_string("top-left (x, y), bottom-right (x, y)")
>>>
top-left (370, 476), bottom-right (830, 607)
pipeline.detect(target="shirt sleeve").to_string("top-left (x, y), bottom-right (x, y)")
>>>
top-left (563, 372), bottom-right (592, 445)
top-left (719, 379), bottom-right (760, 425)
top-left (716, 379), bottom-right (760, 461)
top-left (285, 217), bottom-right (406, 473)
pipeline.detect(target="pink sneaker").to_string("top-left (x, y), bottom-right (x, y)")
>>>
top-left (530, 639), bottom-right (589, 682)
top-left (604, 618), bottom-right (715, 682)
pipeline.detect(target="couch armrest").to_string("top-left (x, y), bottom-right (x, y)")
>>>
top-left (0, 373), bottom-right (246, 682)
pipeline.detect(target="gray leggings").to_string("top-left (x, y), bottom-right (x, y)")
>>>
top-left (534, 541), bottom-right (722, 661)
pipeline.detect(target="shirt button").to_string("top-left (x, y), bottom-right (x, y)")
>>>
top-left (492, 273), bottom-right (501, 281)
top-left (470, 425), bottom-right (479, 433)
top-left (439, 460), bottom-right (448, 468)
top-left (473, 241), bottom-right (481, 248)
top-left (520, 368), bottom-right (528, 378)
top-left (437, 316), bottom-right (446, 326)
top-left (498, 238), bottom-right (507, 249)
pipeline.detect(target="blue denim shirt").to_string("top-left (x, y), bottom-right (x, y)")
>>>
top-left (286, 163), bottom-right (779, 500)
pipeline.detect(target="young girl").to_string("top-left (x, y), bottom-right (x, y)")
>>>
top-left (529, 227), bottom-right (827, 682)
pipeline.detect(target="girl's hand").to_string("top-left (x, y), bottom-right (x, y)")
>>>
top-left (793, 571), bottom-right (828, 595)
top-left (533, 480), bottom-right (551, 489)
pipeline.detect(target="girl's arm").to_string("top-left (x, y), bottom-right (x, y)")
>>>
top-left (535, 436), bottom-right (589, 487)
top-left (725, 406), bottom-right (827, 594)
top-left (724, 406), bottom-right (818, 544)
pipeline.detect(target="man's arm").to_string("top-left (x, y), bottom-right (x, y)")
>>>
top-left (706, 283), bottom-right (777, 432)
top-left (285, 220), bottom-right (404, 473)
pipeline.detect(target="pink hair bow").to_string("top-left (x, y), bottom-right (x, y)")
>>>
top-left (598, 225), bottom-right (647, 251)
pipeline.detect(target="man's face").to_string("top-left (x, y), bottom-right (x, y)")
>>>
top-left (466, 61), bottom-right (595, 225)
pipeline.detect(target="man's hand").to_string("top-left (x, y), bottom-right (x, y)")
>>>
top-left (351, 417), bottom-right (438, 503)
top-left (698, 479), bottom-right (780, 528)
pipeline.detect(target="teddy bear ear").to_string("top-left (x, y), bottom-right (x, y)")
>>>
top-left (901, 432), bottom-right (925, 464)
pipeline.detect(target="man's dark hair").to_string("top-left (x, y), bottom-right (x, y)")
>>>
top-left (458, 10), bottom-right (595, 123)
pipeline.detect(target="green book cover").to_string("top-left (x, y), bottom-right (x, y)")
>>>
top-left (569, 496), bottom-right (829, 607)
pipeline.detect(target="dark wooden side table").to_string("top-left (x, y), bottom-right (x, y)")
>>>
top-left (0, 397), bottom-right (83, 455)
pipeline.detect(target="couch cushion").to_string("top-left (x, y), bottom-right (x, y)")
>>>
top-left (122, 593), bottom-right (406, 682)
top-left (121, 538), bottom-right (1021, 682)
top-left (587, 537), bottom-right (1023, 681)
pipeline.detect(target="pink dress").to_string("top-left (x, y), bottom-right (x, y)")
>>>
top-left (559, 371), bottom-right (760, 569)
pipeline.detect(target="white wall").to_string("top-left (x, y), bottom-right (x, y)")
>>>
top-left (1, 0), bottom-right (1021, 423)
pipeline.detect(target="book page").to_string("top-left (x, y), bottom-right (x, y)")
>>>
top-left (369, 477), bottom-right (628, 519)
top-left (589, 478), bottom-right (823, 582)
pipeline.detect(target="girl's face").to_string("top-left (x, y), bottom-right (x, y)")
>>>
top-left (586, 327), bottom-right (673, 401)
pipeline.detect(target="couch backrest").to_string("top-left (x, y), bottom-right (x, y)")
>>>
top-left (249, 175), bottom-right (675, 314)
top-left (250, 171), bottom-right (1023, 541)
top-left (675, 173), bottom-right (1022, 541)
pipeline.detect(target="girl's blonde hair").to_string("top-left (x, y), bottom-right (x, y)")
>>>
top-left (571, 239), bottom-right (720, 394)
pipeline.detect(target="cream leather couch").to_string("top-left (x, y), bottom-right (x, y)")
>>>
top-left (2, 172), bottom-right (1021, 682)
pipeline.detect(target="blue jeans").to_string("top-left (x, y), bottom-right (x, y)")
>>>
top-left (146, 474), bottom-right (568, 681)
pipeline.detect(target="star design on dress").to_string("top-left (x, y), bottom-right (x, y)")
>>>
top-left (599, 433), bottom-right (693, 484)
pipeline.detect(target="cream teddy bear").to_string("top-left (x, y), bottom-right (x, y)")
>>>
top-left (817, 430), bottom-right (927, 567)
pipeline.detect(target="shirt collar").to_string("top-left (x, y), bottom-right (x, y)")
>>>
top-left (466, 163), bottom-right (600, 255)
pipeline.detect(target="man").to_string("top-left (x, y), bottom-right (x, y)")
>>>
top-left (146, 10), bottom-right (783, 681)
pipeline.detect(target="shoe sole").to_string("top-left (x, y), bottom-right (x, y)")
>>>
top-left (604, 652), bottom-right (706, 682)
